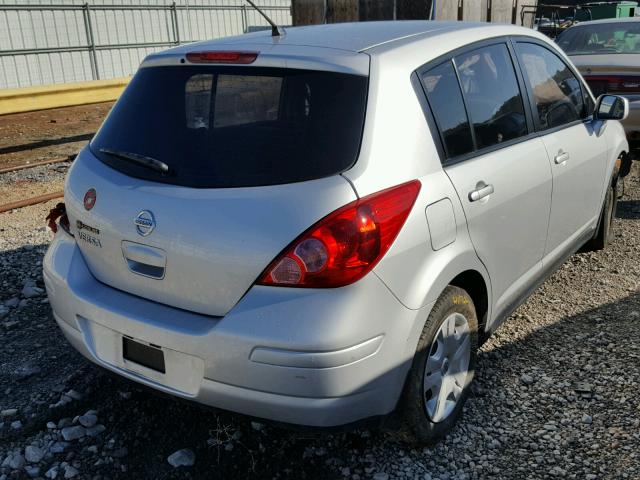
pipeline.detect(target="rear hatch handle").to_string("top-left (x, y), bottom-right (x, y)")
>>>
top-left (122, 241), bottom-right (167, 280)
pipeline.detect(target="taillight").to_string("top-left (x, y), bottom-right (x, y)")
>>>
top-left (258, 180), bottom-right (421, 288)
top-left (584, 75), bottom-right (640, 95)
top-left (185, 51), bottom-right (258, 64)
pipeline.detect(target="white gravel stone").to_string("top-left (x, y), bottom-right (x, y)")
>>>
top-left (65, 390), bottom-right (83, 401)
top-left (25, 445), bottom-right (45, 463)
top-left (85, 424), bottom-right (106, 437)
top-left (61, 425), bottom-right (86, 441)
top-left (57, 418), bottom-right (72, 428)
top-left (45, 466), bottom-right (59, 479)
top-left (78, 413), bottom-right (97, 428)
top-left (24, 465), bottom-right (40, 478)
top-left (0, 408), bottom-right (17, 417)
top-left (250, 421), bottom-right (264, 431)
top-left (4, 297), bottom-right (19, 308)
top-left (520, 374), bottom-right (534, 385)
top-left (4, 453), bottom-right (25, 470)
top-left (50, 441), bottom-right (70, 454)
top-left (21, 284), bottom-right (43, 298)
top-left (167, 448), bottom-right (195, 467)
top-left (63, 465), bottom-right (79, 479)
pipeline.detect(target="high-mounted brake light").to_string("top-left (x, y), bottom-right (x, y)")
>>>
top-left (258, 180), bottom-right (421, 288)
top-left (185, 51), bottom-right (258, 64)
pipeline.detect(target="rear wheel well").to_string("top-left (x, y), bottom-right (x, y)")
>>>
top-left (449, 270), bottom-right (488, 341)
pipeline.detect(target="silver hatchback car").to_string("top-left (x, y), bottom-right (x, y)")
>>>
top-left (44, 21), bottom-right (629, 442)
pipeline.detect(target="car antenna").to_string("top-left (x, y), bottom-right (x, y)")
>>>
top-left (245, 0), bottom-right (285, 37)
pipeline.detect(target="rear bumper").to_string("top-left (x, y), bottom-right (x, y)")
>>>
top-left (44, 232), bottom-right (431, 427)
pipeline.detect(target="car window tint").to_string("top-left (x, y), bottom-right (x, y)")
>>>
top-left (454, 44), bottom-right (527, 150)
top-left (421, 61), bottom-right (474, 158)
top-left (515, 43), bottom-right (585, 130)
top-left (91, 66), bottom-right (368, 188)
top-left (185, 75), bottom-right (283, 129)
top-left (213, 75), bottom-right (283, 128)
top-left (185, 74), bottom-right (213, 129)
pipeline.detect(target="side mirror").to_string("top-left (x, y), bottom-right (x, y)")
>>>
top-left (594, 94), bottom-right (629, 121)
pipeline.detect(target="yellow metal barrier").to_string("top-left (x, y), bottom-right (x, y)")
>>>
top-left (0, 77), bottom-right (130, 115)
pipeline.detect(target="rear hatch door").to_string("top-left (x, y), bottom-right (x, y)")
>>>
top-left (64, 57), bottom-right (368, 316)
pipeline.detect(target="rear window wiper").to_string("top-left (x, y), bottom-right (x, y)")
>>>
top-left (99, 148), bottom-right (170, 175)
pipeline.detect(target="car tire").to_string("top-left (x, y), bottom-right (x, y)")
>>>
top-left (397, 286), bottom-right (478, 444)
top-left (585, 178), bottom-right (618, 251)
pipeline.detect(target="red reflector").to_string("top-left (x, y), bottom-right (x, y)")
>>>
top-left (185, 51), bottom-right (258, 64)
top-left (257, 180), bottom-right (422, 288)
top-left (83, 188), bottom-right (96, 211)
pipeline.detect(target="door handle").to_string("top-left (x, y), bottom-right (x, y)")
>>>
top-left (554, 151), bottom-right (570, 164)
top-left (468, 183), bottom-right (494, 202)
top-left (122, 241), bottom-right (166, 279)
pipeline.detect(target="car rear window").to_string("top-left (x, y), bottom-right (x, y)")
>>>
top-left (557, 22), bottom-right (640, 55)
top-left (91, 66), bottom-right (368, 188)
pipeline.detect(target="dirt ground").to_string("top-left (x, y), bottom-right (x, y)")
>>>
top-left (0, 103), bottom-right (112, 171)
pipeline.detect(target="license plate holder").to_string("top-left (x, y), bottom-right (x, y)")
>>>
top-left (122, 337), bottom-right (166, 374)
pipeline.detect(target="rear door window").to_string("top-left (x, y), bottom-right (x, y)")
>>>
top-left (515, 43), bottom-right (586, 130)
top-left (420, 61), bottom-right (474, 158)
top-left (454, 43), bottom-right (528, 149)
top-left (91, 66), bottom-right (368, 188)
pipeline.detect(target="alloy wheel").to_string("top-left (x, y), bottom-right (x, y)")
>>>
top-left (423, 313), bottom-right (471, 423)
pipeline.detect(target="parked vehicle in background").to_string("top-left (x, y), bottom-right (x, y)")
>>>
top-left (44, 21), bottom-right (629, 443)
top-left (522, 1), bottom-right (638, 39)
top-left (557, 18), bottom-right (640, 158)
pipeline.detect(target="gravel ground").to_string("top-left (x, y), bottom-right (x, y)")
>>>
top-left (0, 163), bottom-right (69, 205)
top-left (0, 163), bottom-right (639, 480)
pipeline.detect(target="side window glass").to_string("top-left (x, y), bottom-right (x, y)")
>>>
top-left (454, 44), bottom-right (528, 150)
top-left (515, 43), bottom-right (585, 130)
top-left (421, 61), bottom-right (474, 158)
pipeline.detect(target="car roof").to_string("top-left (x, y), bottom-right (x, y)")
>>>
top-left (144, 21), bottom-right (547, 76)
top-left (569, 16), bottom-right (640, 27)
top-left (165, 20), bottom-right (517, 54)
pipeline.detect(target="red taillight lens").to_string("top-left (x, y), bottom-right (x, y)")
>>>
top-left (185, 51), bottom-right (258, 64)
top-left (258, 180), bottom-right (421, 288)
top-left (584, 75), bottom-right (640, 95)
